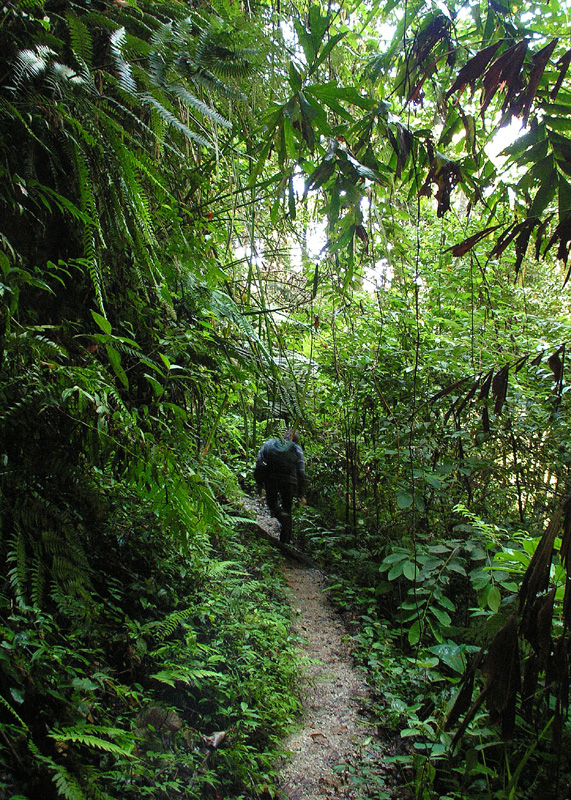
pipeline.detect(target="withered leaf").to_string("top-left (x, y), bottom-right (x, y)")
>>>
top-left (514, 355), bottom-right (529, 373)
top-left (482, 404), bottom-right (490, 433)
top-left (430, 377), bottom-right (469, 403)
top-left (560, 494), bottom-right (571, 570)
top-left (531, 352), bottom-right (543, 366)
top-left (521, 653), bottom-right (538, 721)
top-left (535, 213), bottom-right (554, 260)
top-left (514, 219), bottom-right (540, 278)
top-left (482, 40), bottom-right (528, 115)
top-left (478, 369), bottom-right (494, 400)
top-left (446, 223), bottom-right (504, 257)
top-left (517, 39), bottom-right (558, 123)
top-left (396, 123), bottom-right (413, 178)
top-left (482, 614), bottom-right (521, 738)
top-left (544, 214), bottom-right (571, 276)
top-left (355, 224), bottom-right (369, 251)
top-left (492, 364), bottom-right (509, 415)
top-left (519, 503), bottom-right (564, 617)
top-left (413, 14), bottom-right (452, 65)
top-left (489, 222), bottom-right (518, 259)
top-left (536, 587), bottom-right (556, 662)
top-left (455, 380), bottom-right (479, 417)
top-left (551, 48), bottom-right (571, 100)
top-left (445, 649), bottom-right (484, 730)
top-left (446, 42), bottom-right (502, 100)
top-left (547, 345), bottom-right (564, 383)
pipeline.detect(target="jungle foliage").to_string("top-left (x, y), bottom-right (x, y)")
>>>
top-left (3, 0), bottom-right (571, 798)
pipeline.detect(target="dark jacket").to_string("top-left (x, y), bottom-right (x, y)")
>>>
top-left (255, 439), bottom-right (306, 496)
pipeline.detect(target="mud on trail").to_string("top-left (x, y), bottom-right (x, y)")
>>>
top-left (242, 497), bottom-right (379, 799)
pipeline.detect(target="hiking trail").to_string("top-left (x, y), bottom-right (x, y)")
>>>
top-left (242, 497), bottom-right (373, 799)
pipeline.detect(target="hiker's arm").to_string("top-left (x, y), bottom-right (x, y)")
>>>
top-left (295, 445), bottom-right (306, 498)
top-left (254, 445), bottom-right (267, 493)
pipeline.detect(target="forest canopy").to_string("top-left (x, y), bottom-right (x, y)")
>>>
top-left (2, 0), bottom-right (571, 797)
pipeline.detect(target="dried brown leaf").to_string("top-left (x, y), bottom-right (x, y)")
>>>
top-left (446, 223), bottom-right (504, 257)
top-left (445, 651), bottom-right (483, 731)
top-left (446, 42), bottom-right (502, 100)
top-left (482, 614), bottom-right (521, 738)
top-left (551, 48), bottom-right (571, 100)
top-left (521, 653), bottom-right (539, 720)
top-left (518, 39), bottom-right (558, 123)
top-left (514, 355), bottom-right (529, 373)
top-left (430, 377), bottom-right (469, 403)
top-left (492, 364), bottom-right (509, 415)
top-left (548, 345), bottom-right (564, 383)
top-left (482, 404), bottom-right (490, 432)
top-left (519, 504), bottom-right (563, 617)
top-left (478, 369), bottom-right (494, 400)
top-left (482, 40), bottom-right (528, 115)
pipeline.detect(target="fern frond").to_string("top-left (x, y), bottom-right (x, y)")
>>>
top-left (66, 12), bottom-right (93, 67)
top-left (49, 727), bottom-right (136, 758)
top-left (150, 666), bottom-right (222, 687)
top-left (190, 68), bottom-right (246, 102)
top-left (150, 607), bottom-right (194, 643)
top-left (0, 693), bottom-right (28, 731)
top-left (7, 530), bottom-right (29, 609)
top-left (12, 46), bottom-right (53, 88)
top-left (141, 93), bottom-right (212, 148)
top-left (168, 84), bottom-right (231, 129)
top-left (109, 27), bottom-right (137, 94)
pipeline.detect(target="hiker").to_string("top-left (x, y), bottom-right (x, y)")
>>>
top-left (254, 429), bottom-right (306, 544)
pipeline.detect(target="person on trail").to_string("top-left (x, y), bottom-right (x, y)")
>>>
top-left (254, 429), bottom-right (306, 544)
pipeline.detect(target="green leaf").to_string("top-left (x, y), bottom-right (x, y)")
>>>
top-left (106, 345), bottom-right (129, 389)
top-left (91, 310), bottom-right (111, 335)
top-left (402, 560), bottom-right (418, 580)
top-left (487, 585), bottom-right (501, 613)
top-left (429, 643), bottom-right (466, 673)
top-left (408, 620), bottom-right (421, 645)
top-left (430, 606), bottom-right (452, 627)
top-left (397, 492), bottom-right (413, 508)
top-left (388, 561), bottom-right (405, 580)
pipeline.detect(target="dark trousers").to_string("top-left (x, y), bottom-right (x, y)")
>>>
top-left (265, 480), bottom-right (296, 543)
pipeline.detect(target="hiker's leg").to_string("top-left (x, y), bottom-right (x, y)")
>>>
top-left (265, 481), bottom-right (281, 518)
top-left (278, 484), bottom-right (295, 543)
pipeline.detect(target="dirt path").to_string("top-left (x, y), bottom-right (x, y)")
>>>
top-left (242, 497), bottom-right (370, 799)
top-left (278, 562), bottom-right (370, 799)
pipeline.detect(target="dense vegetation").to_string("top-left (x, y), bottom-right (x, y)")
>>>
top-left (3, 0), bottom-right (571, 798)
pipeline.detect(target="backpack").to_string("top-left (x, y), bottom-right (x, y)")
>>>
top-left (263, 439), bottom-right (299, 478)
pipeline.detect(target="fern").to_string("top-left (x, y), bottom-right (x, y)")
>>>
top-left (109, 28), bottom-right (137, 94)
top-left (149, 607), bottom-right (194, 643)
top-left (66, 12), bottom-right (93, 67)
top-left (49, 726), bottom-right (136, 758)
top-left (7, 530), bottom-right (29, 610)
top-left (150, 666), bottom-right (223, 687)
top-left (141, 93), bottom-right (212, 148)
top-left (0, 693), bottom-right (28, 731)
top-left (168, 84), bottom-right (232, 129)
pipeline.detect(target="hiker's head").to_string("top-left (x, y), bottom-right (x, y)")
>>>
top-left (285, 428), bottom-right (300, 444)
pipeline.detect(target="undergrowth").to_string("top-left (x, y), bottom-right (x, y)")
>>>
top-left (0, 477), bottom-right (300, 800)
top-left (298, 504), bottom-right (571, 800)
